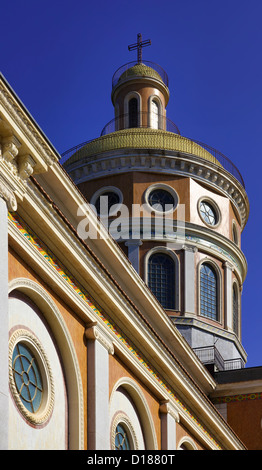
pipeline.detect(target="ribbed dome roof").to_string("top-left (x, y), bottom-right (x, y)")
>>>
top-left (118, 62), bottom-right (164, 84)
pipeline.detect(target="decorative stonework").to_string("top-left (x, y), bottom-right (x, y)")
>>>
top-left (9, 328), bottom-right (55, 426)
top-left (64, 144), bottom-right (248, 229)
top-left (111, 412), bottom-right (139, 450)
top-left (0, 176), bottom-right (17, 210)
top-left (8, 211), bottom-right (222, 449)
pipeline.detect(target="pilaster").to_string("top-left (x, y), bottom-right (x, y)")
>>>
top-left (85, 322), bottom-right (114, 450)
top-left (159, 400), bottom-right (180, 450)
top-left (125, 239), bottom-right (143, 273)
top-left (183, 244), bottom-right (197, 315)
top-left (223, 261), bottom-right (234, 331)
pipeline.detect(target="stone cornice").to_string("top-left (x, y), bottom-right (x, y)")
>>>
top-left (0, 74), bottom-right (59, 172)
top-left (64, 146), bottom-right (249, 230)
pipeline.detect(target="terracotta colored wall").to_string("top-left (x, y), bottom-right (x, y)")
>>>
top-left (226, 400), bottom-right (262, 450)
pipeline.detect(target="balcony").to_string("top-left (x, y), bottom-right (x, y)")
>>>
top-left (193, 346), bottom-right (245, 371)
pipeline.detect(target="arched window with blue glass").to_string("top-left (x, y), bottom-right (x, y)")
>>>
top-left (148, 252), bottom-right (176, 310)
top-left (200, 262), bottom-right (218, 321)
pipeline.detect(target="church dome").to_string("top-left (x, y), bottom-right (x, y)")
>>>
top-left (118, 62), bottom-right (164, 84)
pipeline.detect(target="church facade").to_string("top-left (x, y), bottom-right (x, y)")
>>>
top-left (1, 38), bottom-right (262, 451)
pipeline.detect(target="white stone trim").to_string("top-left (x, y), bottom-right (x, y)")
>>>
top-left (109, 377), bottom-right (158, 450)
top-left (144, 182), bottom-right (179, 214)
top-left (9, 328), bottom-right (55, 426)
top-left (8, 278), bottom-right (84, 449)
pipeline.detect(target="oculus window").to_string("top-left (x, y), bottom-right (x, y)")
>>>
top-left (146, 185), bottom-right (178, 213)
top-left (115, 423), bottom-right (131, 450)
top-left (95, 191), bottom-right (120, 215)
top-left (199, 200), bottom-right (219, 227)
top-left (12, 342), bottom-right (43, 413)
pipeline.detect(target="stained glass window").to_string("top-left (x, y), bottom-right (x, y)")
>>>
top-left (12, 342), bottom-right (43, 413)
top-left (148, 253), bottom-right (175, 309)
top-left (200, 263), bottom-right (218, 320)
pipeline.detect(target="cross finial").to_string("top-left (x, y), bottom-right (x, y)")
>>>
top-left (128, 33), bottom-right (151, 63)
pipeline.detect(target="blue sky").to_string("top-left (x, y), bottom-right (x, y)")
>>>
top-left (2, 0), bottom-right (262, 367)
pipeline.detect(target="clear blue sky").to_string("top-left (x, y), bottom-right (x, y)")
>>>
top-left (2, 0), bottom-right (262, 367)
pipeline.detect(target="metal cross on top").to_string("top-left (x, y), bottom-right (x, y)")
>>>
top-left (128, 33), bottom-right (151, 63)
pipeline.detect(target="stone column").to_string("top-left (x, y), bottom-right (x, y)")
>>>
top-left (223, 261), bottom-right (234, 331)
top-left (125, 239), bottom-right (142, 273)
top-left (85, 322), bottom-right (114, 450)
top-left (183, 245), bottom-right (197, 315)
top-left (159, 400), bottom-right (180, 450)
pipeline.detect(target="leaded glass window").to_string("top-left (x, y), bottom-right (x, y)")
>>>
top-left (115, 424), bottom-right (130, 450)
top-left (148, 253), bottom-right (175, 309)
top-left (12, 342), bottom-right (43, 413)
top-left (148, 189), bottom-right (175, 212)
top-left (199, 201), bottom-right (217, 226)
top-left (200, 263), bottom-right (218, 320)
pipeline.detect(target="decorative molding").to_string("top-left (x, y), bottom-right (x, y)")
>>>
top-left (65, 145), bottom-right (248, 229)
top-left (85, 322), bottom-right (114, 355)
top-left (0, 79), bottom-right (57, 167)
top-left (159, 400), bottom-right (180, 422)
top-left (8, 212), bottom-right (224, 449)
top-left (8, 277), bottom-right (85, 449)
top-left (0, 175), bottom-right (17, 210)
top-left (111, 412), bottom-right (139, 450)
top-left (9, 328), bottom-right (55, 426)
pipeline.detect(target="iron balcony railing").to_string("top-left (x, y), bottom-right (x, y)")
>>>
top-left (100, 112), bottom-right (181, 136)
top-left (193, 346), bottom-right (245, 371)
top-left (112, 61), bottom-right (169, 89)
top-left (61, 121), bottom-right (245, 188)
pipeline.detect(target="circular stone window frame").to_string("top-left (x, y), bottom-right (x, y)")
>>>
top-left (144, 183), bottom-right (179, 214)
top-left (90, 186), bottom-right (124, 217)
top-left (197, 196), bottom-right (221, 229)
top-left (9, 329), bottom-right (55, 426)
top-left (111, 412), bottom-right (139, 450)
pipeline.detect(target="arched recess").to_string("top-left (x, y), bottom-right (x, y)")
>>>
top-left (109, 377), bottom-right (158, 450)
top-left (177, 436), bottom-right (198, 450)
top-left (8, 278), bottom-right (84, 450)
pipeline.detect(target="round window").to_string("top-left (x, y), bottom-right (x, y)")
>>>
top-left (12, 342), bottom-right (43, 413)
top-left (9, 329), bottom-right (54, 425)
top-left (145, 185), bottom-right (178, 213)
top-left (115, 423), bottom-right (131, 450)
top-left (95, 191), bottom-right (120, 215)
top-left (199, 200), bottom-right (219, 226)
